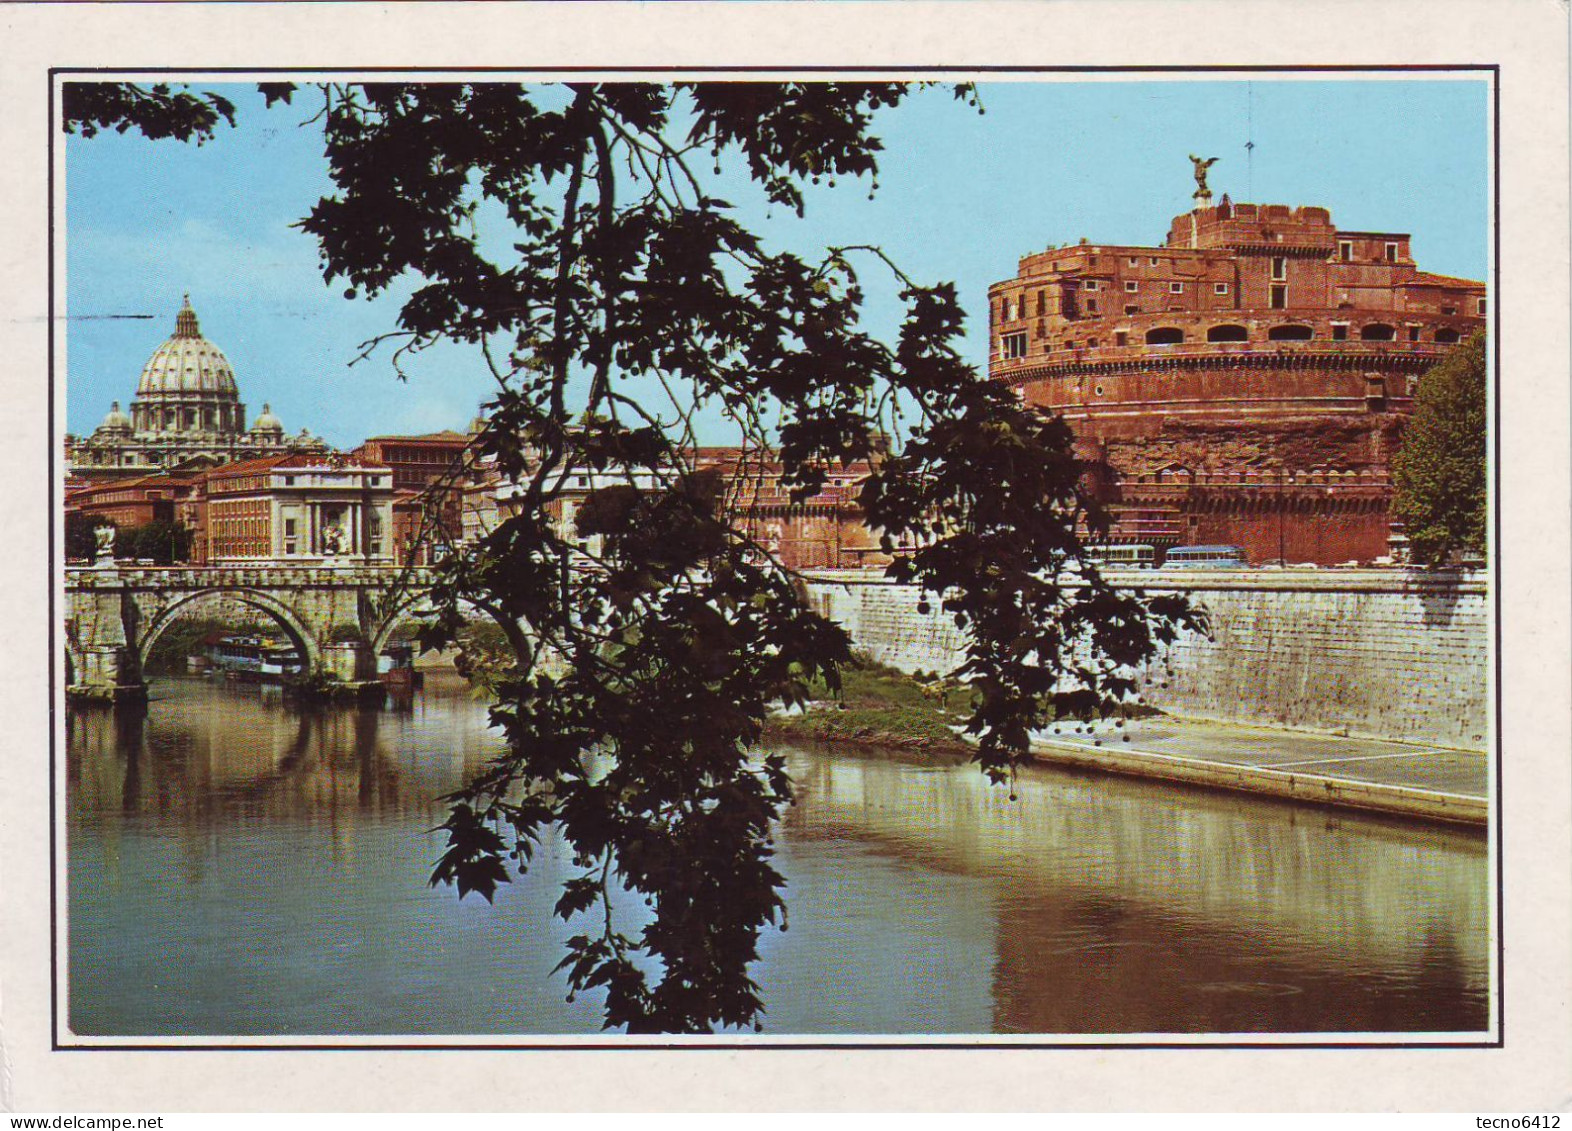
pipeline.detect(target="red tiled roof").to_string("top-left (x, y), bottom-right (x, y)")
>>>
top-left (200, 453), bottom-right (301, 478)
top-left (360, 431), bottom-right (470, 444)
top-left (1407, 271), bottom-right (1485, 289)
top-left (67, 471), bottom-right (197, 499)
top-left (206, 452), bottom-right (392, 479)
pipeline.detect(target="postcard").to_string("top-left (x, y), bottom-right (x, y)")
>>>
top-left (2, 0), bottom-right (1569, 1114)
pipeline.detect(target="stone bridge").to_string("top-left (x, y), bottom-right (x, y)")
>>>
top-left (64, 564), bottom-right (438, 699)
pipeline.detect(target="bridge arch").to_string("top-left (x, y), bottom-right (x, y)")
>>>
top-left (137, 587), bottom-right (322, 675)
top-left (366, 587), bottom-right (448, 657)
top-left (366, 589), bottom-right (526, 661)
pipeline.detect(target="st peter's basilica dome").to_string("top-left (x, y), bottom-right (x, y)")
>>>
top-left (130, 295), bottom-right (244, 437)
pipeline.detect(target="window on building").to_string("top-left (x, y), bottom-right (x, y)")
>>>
top-left (1145, 327), bottom-right (1184, 346)
top-left (1360, 323), bottom-right (1396, 341)
top-left (1115, 331), bottom-right (1129, 347)
top-left (1124, 281), bottom-right (1139, 293)
top-left (1094, 385), bottom-right (1105, 396)
top-left (1088, 338), bottom-right (1099, 348)
top-left (1124, 304), bottom-right (1139, 316)
top-left (1339, 241), bottom-right (1353, 262)
top-left (1384, 242), bottom-right (1398, 262)
top-left (1268, 324), bottom-right (1313, 341)
top-left (1477, 297), bottom-right (1487, 315)
top-left (1149, 257), bottom-right (1159, 267)
top-left (1000, 332), bottom-right (1028, 360)
top-left (1206, 324), bottom-right (1248, 343)
top-left (1408, 326), bottom-right (1422, 342)
top-left (1169, 282), bottom-right (1184, 294)
top-left (1441, 305), bottom-right (1457, 316)
top-left (1214, 283), bottom-right (1229, 295)
top-left (1332, 324), bottom-right (1349, 341)
top-left (1036, 290), bottom-right (1047, 316)
top-left (1270, 285), bottom-right (1287, 310)
top-left (1084, 280), bottom-right (1099, 291)
top-left (1127, 256), bottom-right (1138, 267)
top-left (1434, 327), bottom-right (1461, 344)
top-left (1086, 298), bottom-right (1099, 314)
top-left (1271, 257), bottom-right (1287, 281)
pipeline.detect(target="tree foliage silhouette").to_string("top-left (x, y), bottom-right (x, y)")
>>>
top-left (1392, 331), bottom-right (1488, 566)
top-left (65, 80), bottom-right (1200, 1033)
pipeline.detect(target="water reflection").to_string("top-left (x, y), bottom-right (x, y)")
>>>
top-left (780, 744), bottom-right (1488, 1033)
top-left (67, 674), bottom-right (1489, 1037)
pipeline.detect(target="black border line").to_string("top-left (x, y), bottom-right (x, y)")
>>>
top-left (1491, 62), bottom-right (1504, 1051)
top-left (49, 63), bottom-right (1505, 1054)
top-left (50, 64), bottom-right (1501, 74)
top-left (48, 67), bottom-right (60, 1055)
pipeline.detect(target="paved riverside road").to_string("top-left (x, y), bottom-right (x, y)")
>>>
top-left (1028, 717), bottom-right (1488, 826)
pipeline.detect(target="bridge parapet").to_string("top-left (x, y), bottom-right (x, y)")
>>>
top-left (66, 565), bottom-right (435, 590)
top-left (64, 565), bottom-right (440, 700)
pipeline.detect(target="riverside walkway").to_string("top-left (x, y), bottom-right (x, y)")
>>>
top-left (1028, 717), bottom-right (1488, 827)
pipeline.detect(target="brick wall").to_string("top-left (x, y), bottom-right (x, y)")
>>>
top-left (803, 568), bottom-right (1489, 751)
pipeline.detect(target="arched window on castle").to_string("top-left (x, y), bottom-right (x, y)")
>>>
top-left (1360, 323), bottom-right (1396, 341)
top-left (1145, 327), bottom-right (1184, 346)
top-left (1207, 325), bottom-right (1248, 343)
top-left (1268, 324), bottom-right (1314, 341)
top-left (1434, 327), bottom-right (1461, 344)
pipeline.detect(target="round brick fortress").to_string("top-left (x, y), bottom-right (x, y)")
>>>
top-left (987, 200), bottom-right (1485, 565)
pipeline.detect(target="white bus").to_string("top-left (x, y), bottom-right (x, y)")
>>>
top-left (1085, 543), bottom-right (1157, 569)
top-left (1161, 545), bottom-right (1248, 569)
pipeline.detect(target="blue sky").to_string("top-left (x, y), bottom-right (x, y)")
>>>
top-left (65, 76), bottom-right (1490, 448)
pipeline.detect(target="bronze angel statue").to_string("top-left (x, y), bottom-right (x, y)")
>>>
top-left (1188, 155), bottom-right (1219, 200)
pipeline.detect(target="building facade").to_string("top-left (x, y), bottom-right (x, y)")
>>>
top-left (458, 440), bottom-right (889, 573)
top-left (64, 470), bottom-right (203, 535)
top-left (696, 450), bottom-right (889, 571)
top-left (352, 431), bottom-right (471, 563)
top-left (988, 198), bottom-right (1485, 564)
top-left (67, 295), bottom-right (328, 481)
top-left (199, 452), bottom-right (395, 567)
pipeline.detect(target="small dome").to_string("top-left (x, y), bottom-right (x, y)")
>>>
top-left (98, 401), bottom-right (132, 432)
top-left (136, 295), bottom-right (240, 399)
top-left (250, 403), bottom-right (284, 434)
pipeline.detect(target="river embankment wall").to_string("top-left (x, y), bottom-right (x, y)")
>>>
top-left (802, 568), bottom-right (1489, 752)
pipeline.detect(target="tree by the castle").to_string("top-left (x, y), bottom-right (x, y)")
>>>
top-left (65, 81), bottom-right (1200, 1033)
top-left (1392, 331), bottom-right (1488, 565)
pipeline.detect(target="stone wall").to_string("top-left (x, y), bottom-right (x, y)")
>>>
top-left (803, 568), bottom-right (1489, 751)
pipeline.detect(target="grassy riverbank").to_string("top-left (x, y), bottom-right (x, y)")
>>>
top-left (764, 656), bottom-right (1167, 756)
top-left (764, 658), bottom-right (977, 756)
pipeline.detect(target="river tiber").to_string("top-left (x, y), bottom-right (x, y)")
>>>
top-left (62, 106), bottom-right (1490, 1038)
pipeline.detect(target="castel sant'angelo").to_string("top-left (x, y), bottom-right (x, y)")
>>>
top-left (988, 162), bottom-right (1485, 565)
